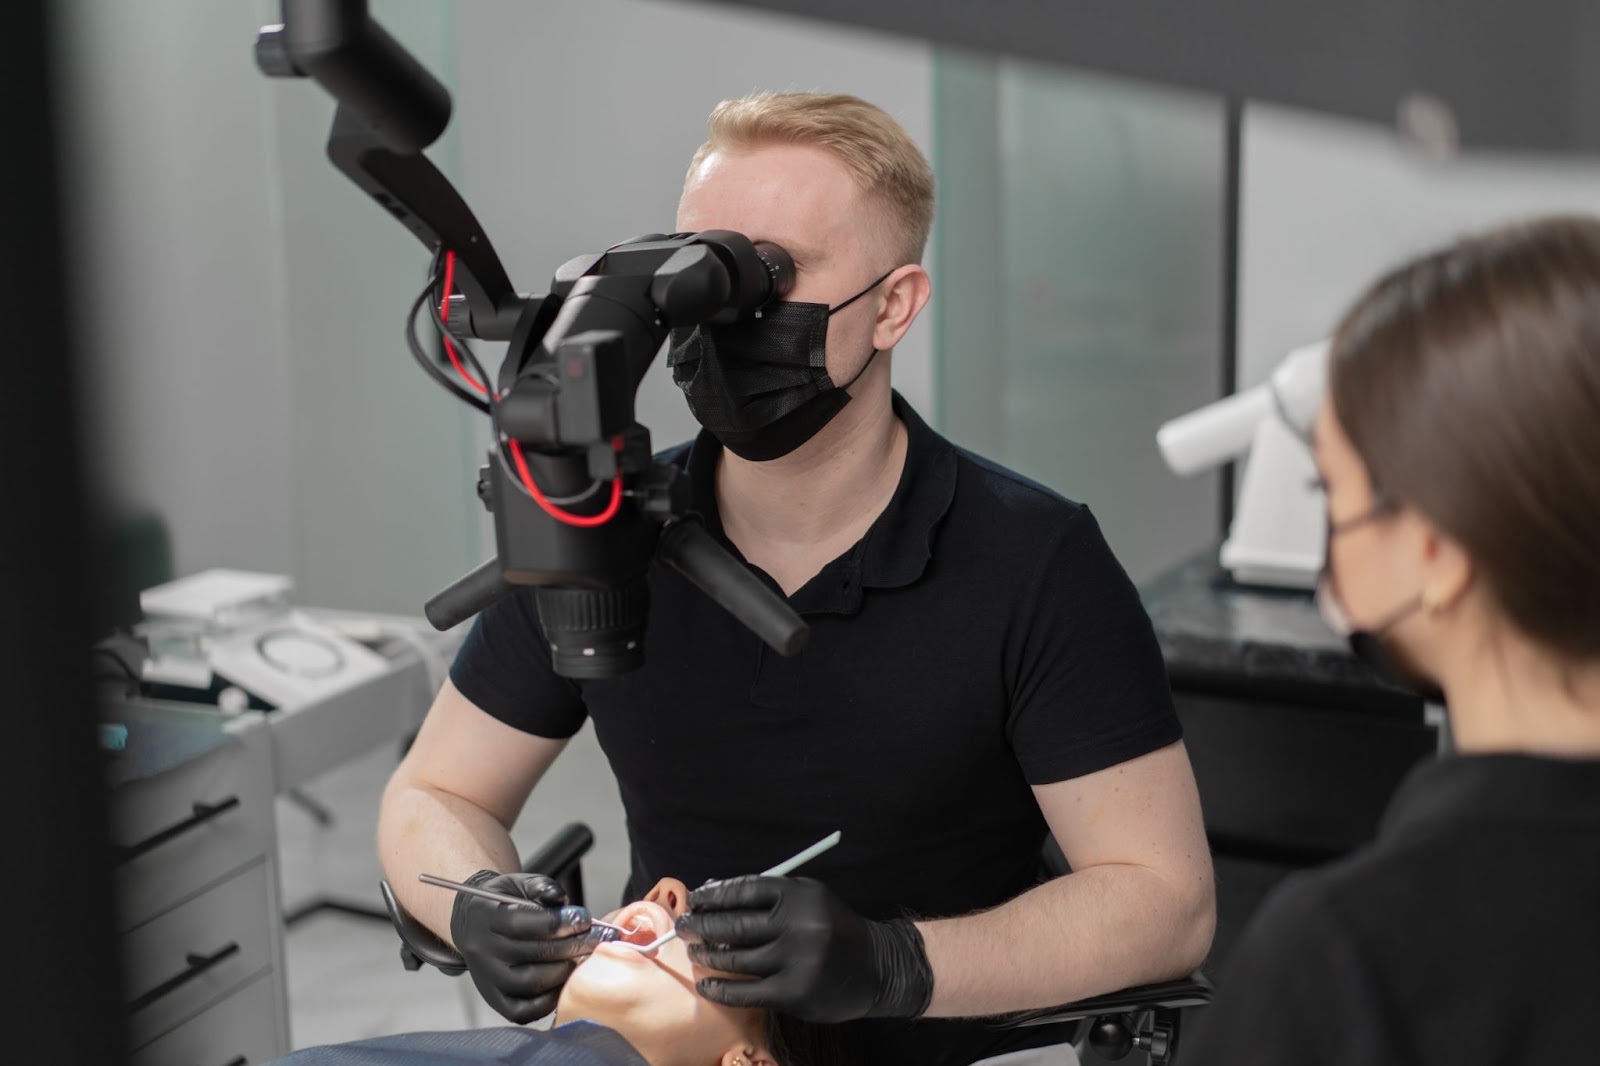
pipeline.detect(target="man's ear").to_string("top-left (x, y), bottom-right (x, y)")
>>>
top-left (872, 264), bottom-right (931, 352)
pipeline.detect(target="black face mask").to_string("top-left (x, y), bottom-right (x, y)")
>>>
top-left (1316, 504), bottom-right (1447, 704)
top-left (666, 270), bottom-right (894, 461)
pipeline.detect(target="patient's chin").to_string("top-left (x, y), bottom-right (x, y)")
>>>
top-left (558, 955), bottom-right (648, 1020)
top-left (558, 951), bottom-right (760, 1066)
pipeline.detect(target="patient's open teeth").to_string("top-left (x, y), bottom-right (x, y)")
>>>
top-left (621, 922), bottom-right (658, 945)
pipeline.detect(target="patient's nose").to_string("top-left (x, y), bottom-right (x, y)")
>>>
top-left (645, 877), bottom-right (690, 917)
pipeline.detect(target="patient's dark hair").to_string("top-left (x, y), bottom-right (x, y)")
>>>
top-left (766, 1013), bottom-right (861, 1066)
top-left (1327, 213), bottom-right (1600, 663)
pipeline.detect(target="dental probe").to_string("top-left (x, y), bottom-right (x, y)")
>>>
top-left (760, 830), bottom-right (842, 877)
top-left (640, 832), bottom-right (846, 960)
top-left (418, 873), bottom-right (633, 935)
top-left (610, 928), bottom-right (678, 954)
top-left (599, 832), bottom-right (844, 956)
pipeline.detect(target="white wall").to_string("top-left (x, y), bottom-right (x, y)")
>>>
top-left (57, 0), bottom-right (936, 614)
top-left (452, 0), bottom-right (935, 452)
top-left (56, 0), bottom-right (1600, 611)
top-left (1239, 103), bottom-right (1600, 388)
top-left (266, 3), bottom-right (487, 612)
top-left (57, 0), bottom-right (485, 614)
top-left (58, 0), bottom-right (298, 580)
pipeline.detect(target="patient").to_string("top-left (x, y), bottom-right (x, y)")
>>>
top-left (553, 877), bottom-right (788, 1065)
top-left (271, 878), bottom-right (845, 1066)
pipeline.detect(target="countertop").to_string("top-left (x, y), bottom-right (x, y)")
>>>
top-left (99, 696), bottom-right (256, 790)
top-left (1141, 555), bottom-right (1422, 712)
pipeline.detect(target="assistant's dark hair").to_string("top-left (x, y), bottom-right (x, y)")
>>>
top-left (1327, 213), bottom-right (1600, 662)
top-left (765, 1013), bottom-right (862, 1066)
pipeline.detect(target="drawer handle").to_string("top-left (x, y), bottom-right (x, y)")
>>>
top-left (117, 796), bottom-right (241, 865)
top-left (129, 941), bottom-right (240, 1011)
top-left (219, 1058), bottom-right (248, 1066)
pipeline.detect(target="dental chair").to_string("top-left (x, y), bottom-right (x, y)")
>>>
top-left (379, 825), bottom-right (1213, 1066)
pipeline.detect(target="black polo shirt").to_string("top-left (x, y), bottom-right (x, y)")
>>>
top-left (451, 393), bottom-right (1182, 1064)
top-left (1184, 751), bottom-right (1600, 1066)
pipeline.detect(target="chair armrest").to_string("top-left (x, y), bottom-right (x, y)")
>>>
top-left (378, 878), bottom-right (467, 975)
top-left (380, 822), bottom-right (597, 975)
top-left (522, 822), bottom-right (595, 878)
top-left (522, 822), bottom-right (595, 908)
top-left (997, 971), bottom-right (1213, 1028)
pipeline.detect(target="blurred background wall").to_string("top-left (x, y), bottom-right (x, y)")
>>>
top-left (53, 0), bottom-right (1600, 608)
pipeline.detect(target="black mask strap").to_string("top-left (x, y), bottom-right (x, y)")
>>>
top-left (827, 269), bottom-right (897, 316)
top-left (837, 346), bottom-right (881, 393)
top-left (825, 270), bottom-right (895, 395)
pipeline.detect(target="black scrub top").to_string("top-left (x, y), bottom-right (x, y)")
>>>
top-left (451, 393), bottom-right (1183, 1064)
top-left (1185, 751), bottom-right (1600, 1066)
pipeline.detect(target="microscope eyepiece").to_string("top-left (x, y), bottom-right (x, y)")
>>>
top-left (751, 240), bottom-right (796, 306)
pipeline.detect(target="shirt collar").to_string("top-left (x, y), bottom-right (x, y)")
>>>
top-left (1381, 751), bottom-right (1600, 841)
top-left (682, 391), bottom-right (958, 616)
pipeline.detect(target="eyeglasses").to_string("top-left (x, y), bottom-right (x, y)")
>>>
top-left (1310, 475), bottom-right (1399, 537)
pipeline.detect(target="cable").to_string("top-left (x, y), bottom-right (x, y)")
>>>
top-left (509, 438), bottom-right (624, 528)
top-left (406, 276), bottom-right (492, 414)
top-left (541, 478), bottom-right (605, 507)
top-left (406, 248), bottom-right (623, 527)
top-left (437, 251), bottom-right (490, 395)
top-left (325, 618), bottom-right (447, 697)
top-left (428, 287), bottom-right (496, 403)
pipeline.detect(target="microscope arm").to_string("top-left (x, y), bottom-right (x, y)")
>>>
top-left (257, 2), bottom-right (528, 339)
top-left (325, 110), bottom-right (527, 339)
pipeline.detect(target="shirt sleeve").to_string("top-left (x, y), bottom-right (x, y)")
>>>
top-left (1183, 876), bottom-right (1412, 1066)
top-left (447, 587), bottom-right (589, 739)
top-left (1004, 506), bottom-right (1182, 784)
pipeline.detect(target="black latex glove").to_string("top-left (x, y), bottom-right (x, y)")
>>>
top-left (675, 875), bottom-right (934, 1023)
top-left (449, 870), bottom-right (602, 1024)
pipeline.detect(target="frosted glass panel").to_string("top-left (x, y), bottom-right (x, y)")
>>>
top-left (934, 53), bottom-right (1224, 583)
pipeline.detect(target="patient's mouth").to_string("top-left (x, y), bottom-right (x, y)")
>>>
top-left (607, 900), bottom-right (672, 946)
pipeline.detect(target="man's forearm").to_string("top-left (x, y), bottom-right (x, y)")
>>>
top-left (377, 774), bottom-right (523, 946)
top-left (915, 863), bottom-right (1215, 1017)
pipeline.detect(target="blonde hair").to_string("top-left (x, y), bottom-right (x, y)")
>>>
top-left (686, 92), bottom-right (935, 265)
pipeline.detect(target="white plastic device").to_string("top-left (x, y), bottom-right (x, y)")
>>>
top-left (1157, 341), bottom-right (1330, 589)
top-left (205, 610), bottom-right (392, 709)
top-left (138, 570), bottom-right (394, 708)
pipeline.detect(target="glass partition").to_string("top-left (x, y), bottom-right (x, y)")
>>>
top-left (933, 51), bottom-right (1226, 583)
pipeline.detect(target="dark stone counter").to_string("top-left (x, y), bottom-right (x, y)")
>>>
top-left (1140, 554), bottom-right (1421, 714)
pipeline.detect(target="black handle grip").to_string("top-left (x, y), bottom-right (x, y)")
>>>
top-left (271, 0), bottom-right (451, 154)
top-left (129, 942), bottom-right (241, 1012)
top-left (521, 822), bottom-right (594, 882)
top-left (426, 557), bottom-right (513, 631)
top-left (117, 797), bottom-right (241, 866)
top-left (378, 878), bottom-right (466, 975)
top-left (657, 520), bottom-right (808, 656)
top-left (219, 1057), bottom-right (248, 1066)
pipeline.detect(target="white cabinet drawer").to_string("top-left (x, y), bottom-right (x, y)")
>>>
top-left (113, 725), bottom-right (274, 928)
top-left (124, 862), bottom-right (276, 1049)
top-left (131, 969), bottom-right (284, 1066)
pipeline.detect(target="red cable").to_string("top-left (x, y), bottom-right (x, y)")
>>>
top-left (439, 250), bottom-right (488, 395)
top-left (442, 247), bottom-right (622, 527)
top-left (509, 438), bottom-right (624, 528)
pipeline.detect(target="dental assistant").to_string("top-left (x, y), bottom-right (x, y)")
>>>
top-left (1186, 214), bottom-right (1600, 1066)
top-left (379, 91), bottom-right (1214, 1066)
